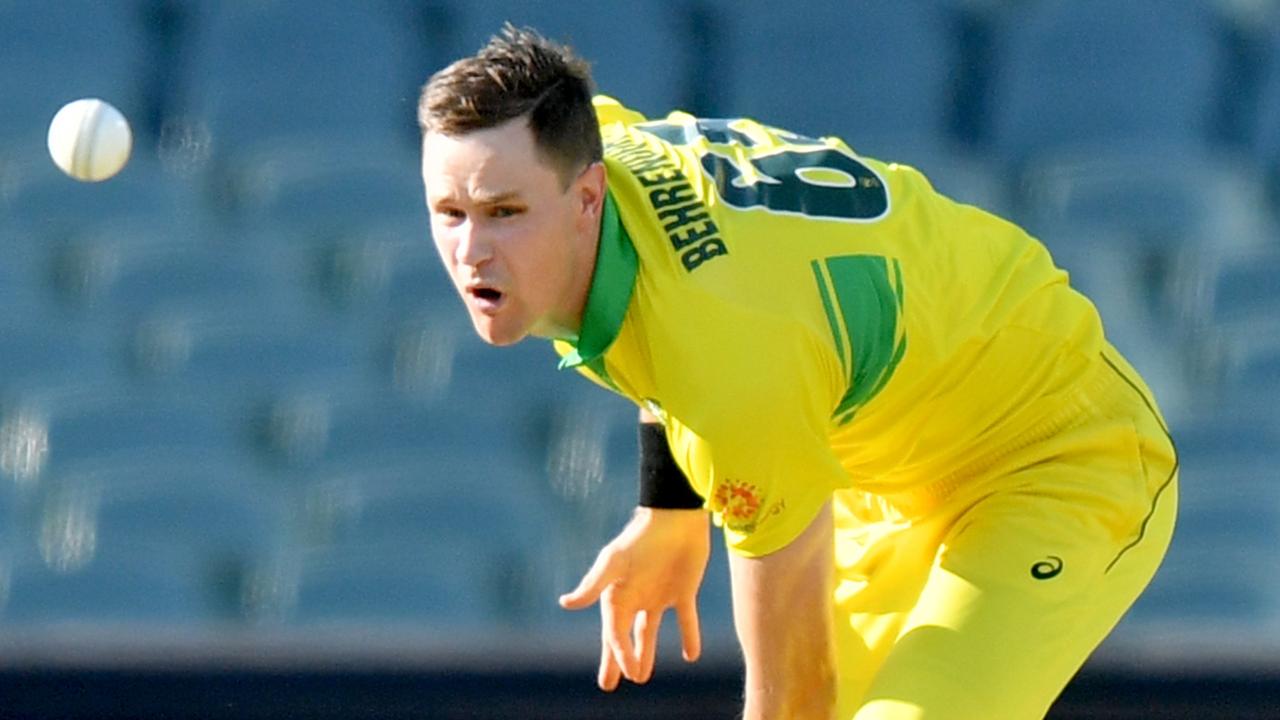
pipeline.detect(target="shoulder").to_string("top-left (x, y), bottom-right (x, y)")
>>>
top-left (593, 95), bottom-right (649, 128)
top-left (632, 277), bottom-right (840, 431)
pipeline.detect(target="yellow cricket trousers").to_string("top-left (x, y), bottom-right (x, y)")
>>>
top-left (832, 348), bottom-right (1178, 720)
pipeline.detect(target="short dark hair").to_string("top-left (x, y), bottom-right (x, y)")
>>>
top-left (419, 24), bottom-right (603, 187)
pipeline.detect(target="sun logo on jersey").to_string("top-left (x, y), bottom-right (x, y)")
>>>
top-left (713, 478), bottom-right (762, 531)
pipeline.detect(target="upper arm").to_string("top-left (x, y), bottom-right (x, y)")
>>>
top-left (656, 280), bottom-right (846, 554)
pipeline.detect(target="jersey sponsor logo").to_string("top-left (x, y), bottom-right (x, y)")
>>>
top-left (1031, 556), bottom-right (1064, 580)
top-left (605, 136), bottom-right (728, 273)
top-left (711, 478), bottom-right (763, 532)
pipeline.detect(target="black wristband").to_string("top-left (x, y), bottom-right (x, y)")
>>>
top-left (638, 422), bottom-right (704, 509)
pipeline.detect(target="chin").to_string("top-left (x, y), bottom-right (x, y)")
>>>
top-left (468, 315), bottom-right (528, 347)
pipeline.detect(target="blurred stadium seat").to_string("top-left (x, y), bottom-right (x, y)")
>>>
top-left (175, 1), bottom-right (409, 156)
top-left (2, 155), bottom-right (203, 236)
top-left (281, 538), bottom-right (532, 630)
top-left (988, 0), bottom-right (1225, 165)
top-left (0, 2), bottom-right (147, 166)
top-left (1249, 3), bottom-right (1280, 182)
top-left (1172, 245), bottom-right (1280, 405)
top-left (295, 458), bottom-right (548, 546)
top-left (1183, 244), bottom-right (1280, 329)
top-left (254, 390), bottom-right (533, 472)
top-left (124, 309), bottom-right (367, 398)
top-left (71, 458), bottom-right (288, 559)
top-left (0, 385), bottom-right (245, 486)
top-left (0, 320), bottom-right (114, 392)
top-left (721, 0), bottom-right (960, 159)
top-left (1016, 152), bottom-right (1269, 257)
top-left (306, 217), bottom-right (453, 317)
top-left (43, 223), bottom-right (299, 321)
top-left (1, 544), bottom-right (212, 627)
top-left (205, 136), bottom-right (424, 231)
top-left (990, 1), bottom-right (1269, 350)
top-left (0, 236), bottom-right (42, 309)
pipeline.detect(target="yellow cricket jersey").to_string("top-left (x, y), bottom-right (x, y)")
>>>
top-left (555, 97), bottom-right (1110, 557)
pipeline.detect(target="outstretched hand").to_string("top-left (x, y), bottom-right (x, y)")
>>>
top-left (559, 507), bottom-right (711, 691)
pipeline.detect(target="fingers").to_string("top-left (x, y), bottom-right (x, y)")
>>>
top-left (600, 590), bottom-right (639, 681)
top-left (598, 632), bottom-right (622, 691)
top-left (676, 596), bottom-right (702, 663)
top-left (633, 609), bottom-right (662, 684)
top-left (560, 549), bottom-right (621, 610)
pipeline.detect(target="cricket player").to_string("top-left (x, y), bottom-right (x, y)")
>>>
top-left (417, 26), bottom-right (1178, 719)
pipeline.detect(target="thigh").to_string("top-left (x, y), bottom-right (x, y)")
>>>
top-left (830, 493), bottom-right (953, 718)
top-left (849, 440), bottom-right (1177, 719)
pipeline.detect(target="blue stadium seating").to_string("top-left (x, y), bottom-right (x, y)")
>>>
top-left (0, 234), bottom-right (43, 309)
top-left (0, 4), bottom-right (146, 167)
top-left (988, 0), bottom-right (1225, 165)
top-left (176, 1), bottom-right (410, 157)
top-left (0, 0), bottom-right (1276, 647)
top-left (1191, 245), bottom-right (1280, 328)
top-left (79, 459), bottom-right (288, 559)
top-left (1172, 245), bottom-right (1280, 405)
top-left (284, 538), bottom-right (538, 629)
top-left (307, 217), bottom-right (454, 317)
top-left (0, 320), bottom-right (114, 391)
top-left (2, 155), bottom-right (203, 236)
top-left (124, 309), bottom-right (366, 399)
top-left (263, 390), bottom-right (532, 472)
top-left (1250, 6), bottom-right (1280, 173)
top-left (0, 384), bottom-right (247, 485)
top-left (1015, 152), bottom-right (1268, 256)
top-left (995, 0), bottom-right (1266, 331)
top-left (1, 545), bottom-right (212, 627)
top-left (208, 137), bottom-right (425, 231)
top-left (308, 457), bottom-right (549, 544)
top-left (722, 0), bottom-right (960, 161)
top-left (41, 225), bottom-right (295, 321)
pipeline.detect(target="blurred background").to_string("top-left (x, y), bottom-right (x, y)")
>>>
top-left (1, 0), bottom-right (1278, 717)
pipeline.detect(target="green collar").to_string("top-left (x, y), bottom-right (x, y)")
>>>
top-left (557, 191), bottom-right (637, 375)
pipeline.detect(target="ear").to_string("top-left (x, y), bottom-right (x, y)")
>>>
top-left (574, 161), bottom-right (608, 221)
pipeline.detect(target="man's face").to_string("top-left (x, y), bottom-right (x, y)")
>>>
top-left (422, 119), bottom-right (602, 346)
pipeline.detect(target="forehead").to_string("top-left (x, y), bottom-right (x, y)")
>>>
top-left (421, 120), bottom-right (558, 200)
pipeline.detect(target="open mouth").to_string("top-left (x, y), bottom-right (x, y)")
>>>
top-left (466, 284), bottom-right (504, 312)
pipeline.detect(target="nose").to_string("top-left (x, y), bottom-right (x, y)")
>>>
top-left (453, 220), bottom-right (493, 268)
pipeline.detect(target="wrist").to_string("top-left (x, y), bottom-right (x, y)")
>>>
top-left (638, 422), bottom-right (704, 509)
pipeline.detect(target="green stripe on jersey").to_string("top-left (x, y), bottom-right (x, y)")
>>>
top-left (813, 255), bottom-right (907, 426)
top-left (810, 260), bottom-right (849, 378)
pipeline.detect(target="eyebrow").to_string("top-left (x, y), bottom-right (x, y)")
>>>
top-left (473, 190), bottom-right (522, 205)
top-left (429, 188), bottom-right (524, 207)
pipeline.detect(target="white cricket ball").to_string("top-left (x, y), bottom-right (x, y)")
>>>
top-left (47, 98), bottom-right (133, 182)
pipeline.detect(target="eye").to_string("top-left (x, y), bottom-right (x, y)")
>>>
top-left (434, 206), bottom-right (466, 224)
top-left (491, 205), bottom-right (523, 219)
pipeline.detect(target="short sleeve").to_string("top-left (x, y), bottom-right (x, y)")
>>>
top-left (703, 399), bottom-right (844, 558)
top-left (663, 322), bottom-right (846, 558)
